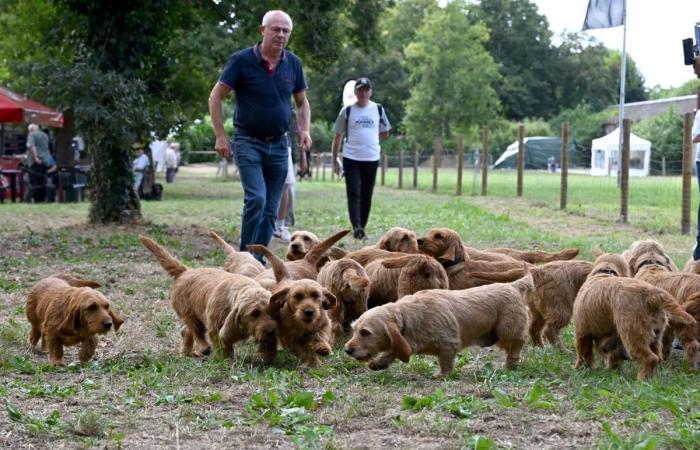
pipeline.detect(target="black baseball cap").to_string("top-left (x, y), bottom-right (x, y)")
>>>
top-left (355, 77), bottom-right (372, 89)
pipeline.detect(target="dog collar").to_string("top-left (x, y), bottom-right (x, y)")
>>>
top-left (592, 268), bottom-right (618, 277)
top-left (443, 261), bottom-right (465, 274)
top-left (637, 260), bottom-right (663, 270)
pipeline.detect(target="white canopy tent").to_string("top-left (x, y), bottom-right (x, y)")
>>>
top-left (590, 128), bottom-right (651, 177)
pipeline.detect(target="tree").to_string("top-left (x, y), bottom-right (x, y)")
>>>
top-left (403, 1), bottom-right (501, 145)
top-left (634, 108), bottom-right (685, 174)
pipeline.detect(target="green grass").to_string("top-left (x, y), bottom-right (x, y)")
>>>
top-left (0, 163), bottom-right (698, 449)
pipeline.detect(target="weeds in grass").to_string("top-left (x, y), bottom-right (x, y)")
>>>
top-left (6, 404), bottom-right (65, 435)
top-left (73, 410), bottom-right (107, 437)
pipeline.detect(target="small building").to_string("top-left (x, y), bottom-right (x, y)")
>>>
top-left (590, 128), bottom-right (651, 177)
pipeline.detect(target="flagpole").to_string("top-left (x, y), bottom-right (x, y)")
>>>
top-left (616, 0), bottom-right (627, 187)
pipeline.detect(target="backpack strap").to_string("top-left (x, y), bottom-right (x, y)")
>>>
top-left (376, 103), bottom-right (386, 127)
top-left (344, 105), bottom-right (351, 143)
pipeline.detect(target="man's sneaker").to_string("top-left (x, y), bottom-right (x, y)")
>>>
top-left (279, 227), bottom-right (291, 242)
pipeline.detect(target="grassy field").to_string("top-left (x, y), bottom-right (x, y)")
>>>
top-left (1, 163), bottom-right (698, 449)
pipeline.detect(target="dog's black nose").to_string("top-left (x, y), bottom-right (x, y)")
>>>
top-left (304, 309), bottom-right (313, 318)
top-left (265, 327), bottom-right (276, 337)
top-left (103, 321), bottom-right (113, 330)
top-left (417, 238), bottom-right (424, 246)
top-left (345, 347), bottom-right (354, 355)
top-left (291, 243), bottom-right (300, 251)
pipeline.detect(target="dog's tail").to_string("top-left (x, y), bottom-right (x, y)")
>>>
top-left (511, 263), bottom-right (535, 295)
top-left (343, 268), bottom-right (370, 293)
top-left (51, 273), bottom-right (102, 288)
top-left (305, 230), bottom-right (351, 267)
top-left (326, 246), bottom-right (348, 261)
top-left (246, 244), bottom-right (290, 282)
top-left (208, 230), bottom-right (236, 256)
top-left (138, 235), bottom-right (187, 279)
top-left (468, 267), bottom-right (527, 283)
top-left (651, 290), bottom-right (696, 326)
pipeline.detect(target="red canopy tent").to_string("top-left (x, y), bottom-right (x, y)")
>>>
top-left (0, 86), bottom-right (63, 157)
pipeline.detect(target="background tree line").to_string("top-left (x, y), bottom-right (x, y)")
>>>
top-left (1, 0), bottom-right (698, 223)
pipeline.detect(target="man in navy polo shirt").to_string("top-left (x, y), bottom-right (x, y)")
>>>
top-left (209, 10), bottom-right (311, 261)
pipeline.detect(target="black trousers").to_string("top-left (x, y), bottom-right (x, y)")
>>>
top-left (343, 157), bottom-right (378, 230)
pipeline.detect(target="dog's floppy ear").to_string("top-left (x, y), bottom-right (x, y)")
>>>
top-left (437, 242), bottom-right (457, 263)
top-left (385, 320), bottom-right (411, 363)
top-left (109, 307), bottom-right (124, 332)
top-left (269, 286), bottom-right (290, 316)
top-left (592, 244), bottom-right (604, 258)
top-left (58, 295), bottom-right (82, 336)
top-left (321, 288), bottom-right (337, 310)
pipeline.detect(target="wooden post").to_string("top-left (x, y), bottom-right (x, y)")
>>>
top-left (560, 122), bottom-right (569, 210)
top-left (314, 151), bottom-right (320, 181)
top-left (662, 156), bottom-right (666, 177)
top-left (413, 145), bottom-right (419, 189)
top-left (682, 112), bottom-right (693, 234)
top-left (619, 119), bottom-right (630, 224)
top-left (481, 126), bottom-right (489, 196)
top-left (432, 139), bottom-right (441, 192)
top-left (381, 153), bottom-right (387, 186)
top-left (456, 134), bottom-right (464, 196)
top-left (517, 124), bottom-right (524, 197)
top-left (322, 153), bottom-right (326, 181)
top-left (398, 149), bottom-right (404, 189)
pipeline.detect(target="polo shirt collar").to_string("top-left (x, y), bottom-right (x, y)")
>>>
top-left (253, 41), bottom-right (287, 63)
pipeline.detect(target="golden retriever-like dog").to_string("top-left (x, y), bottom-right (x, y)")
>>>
top-left (365, 254), bottom-right (449, 308)
top-left (345, 269), bottom-right (533, 378)
top-left (285, 230), bottom-right (347, 268)
top-left (375, 227), bottom-right (421, 254)
top-left (634, 264), bottom-right (700, 369)
top-left (249, 229), bottom-right (350, 290)
top-left (468, 260), bottom-right (593, 348)
top-left (269, 279), bottom-right (337, 367)
top-left (139, 235), bottom-right (277, 362)
top-left (209, 230), bottom-right (265, 279)
top-left (572, 251), bottom-right (695, 380)
top-left (316, 258), bottom-right (370, 343)
top-left (26, 274), bottom-right (124, 366)
top-left (622, 239), bottom-right (678, 275)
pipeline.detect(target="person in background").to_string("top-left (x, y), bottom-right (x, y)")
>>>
top-left (331, 77), bottom-right (391, 240)
top-left (165, 143), bottom-right (179, 183)
top-left (27, 123), bottom-right (56, 174)
top-left (208, 9), bottom-right (310, 261)
top-left (692, 57), bottom-right (700, 259)
top-left (132, 143), bottom-right (150, 197)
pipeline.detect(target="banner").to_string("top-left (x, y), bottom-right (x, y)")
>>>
top-left (582, 0), bottom-right (624, 30)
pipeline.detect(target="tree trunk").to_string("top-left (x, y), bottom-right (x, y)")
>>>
top-left (88, 136), bottom-right (141, 223)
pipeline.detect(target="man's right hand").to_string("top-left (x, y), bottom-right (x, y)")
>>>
top-left (215, 136), bottom-right (230, 159)
top-left (332, 159), bottom-right (340, 176)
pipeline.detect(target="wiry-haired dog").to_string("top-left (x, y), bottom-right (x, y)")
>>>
top-left (622, 239), bottom-right (678, 275)
top-left (26, 274), bottom-right (124, 366)
top-left (285, 230), bottom-right (347, 269)
top-left (316, 258), bottom-right (370, 344)
top-left (345, 268), bottom-right (533, 378)
top-left (375, 227), bottom-right (420, 254)
top-left (209, 230), bottom-right (265, 279)
top-left (140, 235), bottom-right (277, 362)
top-left (573, 251), bottom-right (695, 380)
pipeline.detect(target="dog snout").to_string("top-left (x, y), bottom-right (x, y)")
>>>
top-left (102, 320), bottom-right (113, 330)
top-left (417, 238), bottom-right (424, 246)
top-left (345, 346), bottom-right (354, 355)
top-left (265, 326), bottom-right (276, 337)
top-left (291, 243), bottom-right (301, 252)
top-left (304, 308), bottom-right (314, 318)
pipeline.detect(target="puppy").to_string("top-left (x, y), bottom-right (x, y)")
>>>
top-left (26, 274), bottom-right (123, 366)
top-left (209, 230), bottom-right (265, 278)
top-left (622, 239), bottom-right (678, 275)
top-left (365, 254), bottom-right (449, 308)
top-left (375, 227), bottom-right (420, 254)
top-left (316, 258), bottom-right (370, 343)
top-left (345, 269), bottom-right (532, 378)
top-left (572, 251), bottom-right (695, 380)
top-left (270, 279), bottom-right (337, 367)
top-left (140, 235), bottom-right (277, 362)
top-left (634, 264), bottom-right (700, 368)
top-left (285, 230), bottom-right (347, 268)
top-left (249, 229), bottom-right (350, 289)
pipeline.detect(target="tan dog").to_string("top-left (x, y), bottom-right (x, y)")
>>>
top-left (468, 260), bottom-right (593, 348)
top-left (26, 274), bottom-right (124, 366)
top-left (375, 227), bottom-right (420, 253)
top-left (345, 269), bottom-right (533, 378)
top-left (634, 264), bottom-right (700, 368)
top-left (270, 279), bottom-right (337, 367)
top-left (365, 254), bottom-right (450, 308)
top-left (572, 251), bottom-right (695, 380)
top-left (285, 230), bottom-right (347, 268)
top-left (209, 230), bottom-right (265, 278)
top-left (139, 235), bottom-right (277, 362)
top-left (316, 258), bottom-right (370, 343)
top-left (622, 239), bottom-right (678, 275)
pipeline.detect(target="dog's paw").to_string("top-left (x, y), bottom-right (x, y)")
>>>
top-left (314, 343), bottom-right (332, 356)
top-left (368, 360), bottom-right (388, 371)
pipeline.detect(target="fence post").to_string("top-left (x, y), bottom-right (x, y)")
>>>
top-left (314, 151), bottom-right (320, 181)
top-left (381, 153), bottom-right (387, 186)
top-left (481, 126), bottom-right (489, 196)
top-left (560, 122), bottom-right (569, 210)
top-left (662, 157), bottom-right (666, 177)
top-left (517, 124), bottom-right (524, 197)
top-left (398, 149), bottom-right (404, 189)
top-left (432, 139), bottom-right (441, 192)
top-left (322, 153), bottom-right (326, 181)
top-left (413, 145), bottom-right (419, 189)
top-left (682, 112), bottom-right (693, 234)
top-left (456, 134), bottom-right (464, 196)
top-left (619, 119), bottom-right (630, 224)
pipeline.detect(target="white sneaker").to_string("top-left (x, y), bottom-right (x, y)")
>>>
top-left (279, 227), bottom-right (291, 243)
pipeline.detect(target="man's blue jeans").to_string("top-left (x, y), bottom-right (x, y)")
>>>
top-left (233, 133), bottom-right (289, 261)
top-left (695, 161), bottom-right (700, 260)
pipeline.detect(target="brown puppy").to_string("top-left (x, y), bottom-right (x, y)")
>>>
top-left (572, 252), bottom-right (695, 380)
top-left (634, 264), bottom-right (700, 368)
top-left (270, 279), bottom-right (337, 367)
top-left (26, 274), bottom-right (123, 366)
top-left (375, 227), bottom-right (420, 254)
top-left (285, 230), bottom-right (347, 268)
top-left (140, 235), bottom-right (277, 362)
top-left (469, 260), bottom-right (593, 348)
top-left (316, 258), bottom-right (370, 343)
top-left (622, 239), bottom-right (678, 275)
top-left (249, 229), bottom-right (350, 289)
top-left (345, 269), bottom-right (532, 378)
top-left (209, 230), bottom-right (265, 278)
top-left (365, 254), bottom-right (450, 308)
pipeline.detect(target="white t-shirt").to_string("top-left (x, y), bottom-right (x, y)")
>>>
top-left (165, 147), bottom-right (178, 169)
top-left (333, 100), bottom-right (391, 161)
top-left (694, 110), bottom-right (700, 162)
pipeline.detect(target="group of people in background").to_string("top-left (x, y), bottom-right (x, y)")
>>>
top-left (131, 141), bottom-right (181, 199)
